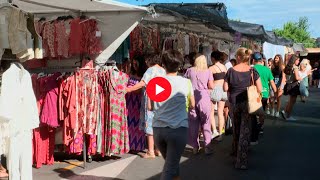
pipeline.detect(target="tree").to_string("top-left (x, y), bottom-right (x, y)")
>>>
top-left (274, 17), bottom-right (316, 48)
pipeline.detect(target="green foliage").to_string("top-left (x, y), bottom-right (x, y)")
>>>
top-left (231, 19), bottom-right (241, 22)
top-left (274, 17), bottom-right (316, 48)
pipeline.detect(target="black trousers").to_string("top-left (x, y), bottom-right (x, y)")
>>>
top-left (251, 98), bottom-right (268, 142)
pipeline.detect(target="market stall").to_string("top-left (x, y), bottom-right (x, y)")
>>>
top-left (132, 3), bottom-right (238, 66)
top-left (0, 1), bottom-right (149, 179)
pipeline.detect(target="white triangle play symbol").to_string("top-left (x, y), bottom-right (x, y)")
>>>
top-left (156, 84), bottom-right (165, 95)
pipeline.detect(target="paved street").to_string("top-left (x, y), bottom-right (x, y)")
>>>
top-left (33, 88), bottom-right (320, 180)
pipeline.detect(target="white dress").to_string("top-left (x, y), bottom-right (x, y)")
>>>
top-left (0, 63), bottom-right (39, 180)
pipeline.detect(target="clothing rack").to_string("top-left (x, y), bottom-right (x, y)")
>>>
top-left (28, 66), bottom-right (80, 73)
top-left (28, 66), bottom-right (95, 169)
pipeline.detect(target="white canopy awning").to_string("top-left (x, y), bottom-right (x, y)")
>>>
top-left (11, 0), bottom-right (148, 63)
top-left (14, 0), bottom-right (147, 13)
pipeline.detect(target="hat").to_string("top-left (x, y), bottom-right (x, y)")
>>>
top-left (252, 52), bottom-right (263, 61)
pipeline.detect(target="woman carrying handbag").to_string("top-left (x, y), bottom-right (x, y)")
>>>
top-left (224, 48), bottom-right (262, 170)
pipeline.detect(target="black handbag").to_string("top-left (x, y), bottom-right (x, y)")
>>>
top-left (284, 81), bottom-right (300, 96)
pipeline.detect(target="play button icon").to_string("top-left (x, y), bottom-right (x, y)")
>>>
top-left (146, 77), bottom-right (172, 102)
top-left (156, 84), bottom-right (165, 95)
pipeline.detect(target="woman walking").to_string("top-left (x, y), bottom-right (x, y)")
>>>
top-left (270, 55), bottom-right (286, 117)
top-left (209, 51), bottom-right (228, 141)
top-left (150, 50), bottom-right (195, 180)
top-left (126, 54), bottom-right (166, 158)
top-left (185, 55), bottom-right (214, 155)
top-left (224, 48), bottom-right (262, 169)
top-left (281, 55), bottom-right (311, 120)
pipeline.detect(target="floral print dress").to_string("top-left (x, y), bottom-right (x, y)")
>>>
top-left (105, 69), bottom-right (130, 155)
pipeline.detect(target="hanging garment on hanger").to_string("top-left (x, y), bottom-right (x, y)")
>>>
top-left (0, 63), bottom-right (39, 180)
top-left (55, 21), bottom-right (69, 58)
top-left (81, 19), bottom-right (102, 55)
top-left (75, 67), bottom-right (99, 135)
top-left (8, 8), bottom-right (29, 59)
top-left (42, 22), bottom-right (56, 58)
top-left (69, 18), bottom-right (82, 55)
top-left (105, 69), bottom-right (129, 155)
top-left (126, 76), bottom-right (145, 152)
top-left (0, 5), bottom-right (11, 49)
top-left (40, 73), bottom-right (61, 127)
top-left (27, 13), bottom-right (43, 60)
top-left (0, 72), bottom-right (9, 159)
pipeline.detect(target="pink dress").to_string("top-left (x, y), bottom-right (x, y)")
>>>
top-left (105, 69), bottom-right (130, 155)
top-left (40, 73), bottom-right (61, 128)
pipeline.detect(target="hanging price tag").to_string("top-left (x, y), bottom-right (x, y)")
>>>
top-left (66, 29), bottom-right (71, 34)
top-left (96, 31), bottom-right (101, 37)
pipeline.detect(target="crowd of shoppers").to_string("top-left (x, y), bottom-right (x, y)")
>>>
top-left (120, 47), bottom-right (319, 179)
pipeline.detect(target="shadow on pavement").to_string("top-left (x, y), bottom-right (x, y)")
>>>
top-left (144, 89), bottom-right (320, 180)
top-left (53, 168), bottom-right (124, 180)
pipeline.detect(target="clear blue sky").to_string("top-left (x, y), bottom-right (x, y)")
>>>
top-left (116, 0), bottom-right (320, 38)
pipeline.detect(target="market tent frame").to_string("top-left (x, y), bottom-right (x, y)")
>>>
top-left (12, 0), bottom-right (149, 63)
top-left (147, 3), bottom-right (232, 31)
top-left (141, 3), bottom-right (235, 41)
top-left (228, 20), bottom-right (267, 41)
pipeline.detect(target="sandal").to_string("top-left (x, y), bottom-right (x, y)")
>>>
top-left (155, 150), bottom-right (162, 157)
top-left (141, 151), bottom-right (156, 159)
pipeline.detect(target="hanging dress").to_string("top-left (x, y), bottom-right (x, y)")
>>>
top-left (105, 69), bottom-right (129, 155)
top-left (126, 76), bottom-right (145, 152)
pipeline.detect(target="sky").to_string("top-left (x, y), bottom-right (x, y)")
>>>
top-left (116, 0), bottom-right (320, 38)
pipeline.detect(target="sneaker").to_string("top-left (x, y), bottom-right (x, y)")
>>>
top-left (205, 147), bottom-right (214, 155)
top-left (212, 130), bottom-right (220, 139)
top-left (281, 110), bottom-right (287, 120)
top-left (265, 108), bottom-right (270, 115)
top-left (286, 116), bottom-right (297, 121)
top-left (274, 111), bottom-right (280, 118)
top-left (250, 141), bottom-right (259, 146)
top-left (270, 109), bottom-right (275, 117)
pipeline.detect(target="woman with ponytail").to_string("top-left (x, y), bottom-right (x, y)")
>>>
top-left (224, 48), bottom-right (262, 170)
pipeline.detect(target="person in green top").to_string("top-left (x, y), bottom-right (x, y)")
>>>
top-left (250, 52), bottom-right (277, 144)
top-left (252, 53), bottom-right (277, 106)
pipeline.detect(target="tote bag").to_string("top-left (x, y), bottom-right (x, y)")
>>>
top-left (247, 70), bottom-right (264, 115)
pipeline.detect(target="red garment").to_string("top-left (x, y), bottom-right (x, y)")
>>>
top-left (69, 18), bottom-right (82, 55)
top-left (43, 22), bottom-right (56, 58)
top-left (60, 75), bottom-right (77, 146)
top-left (68, 131), bottom-right (84, 154)
top-left (75, 69), bottom-right (99, 135)
top-left (81, 19), bottom-right (102, 54)
top-left (55, 21), bottom-right (69, 58)
top-left (33, 127), bottom-right (55, 169)
top-left (34, 21), bottom-right (46, 37)
top-left (130, 26), bottom-right (143, 54)
top-left (87, 134), bottom-right (97, 156)
top-left (40, 73), bottom-right (61, 128)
